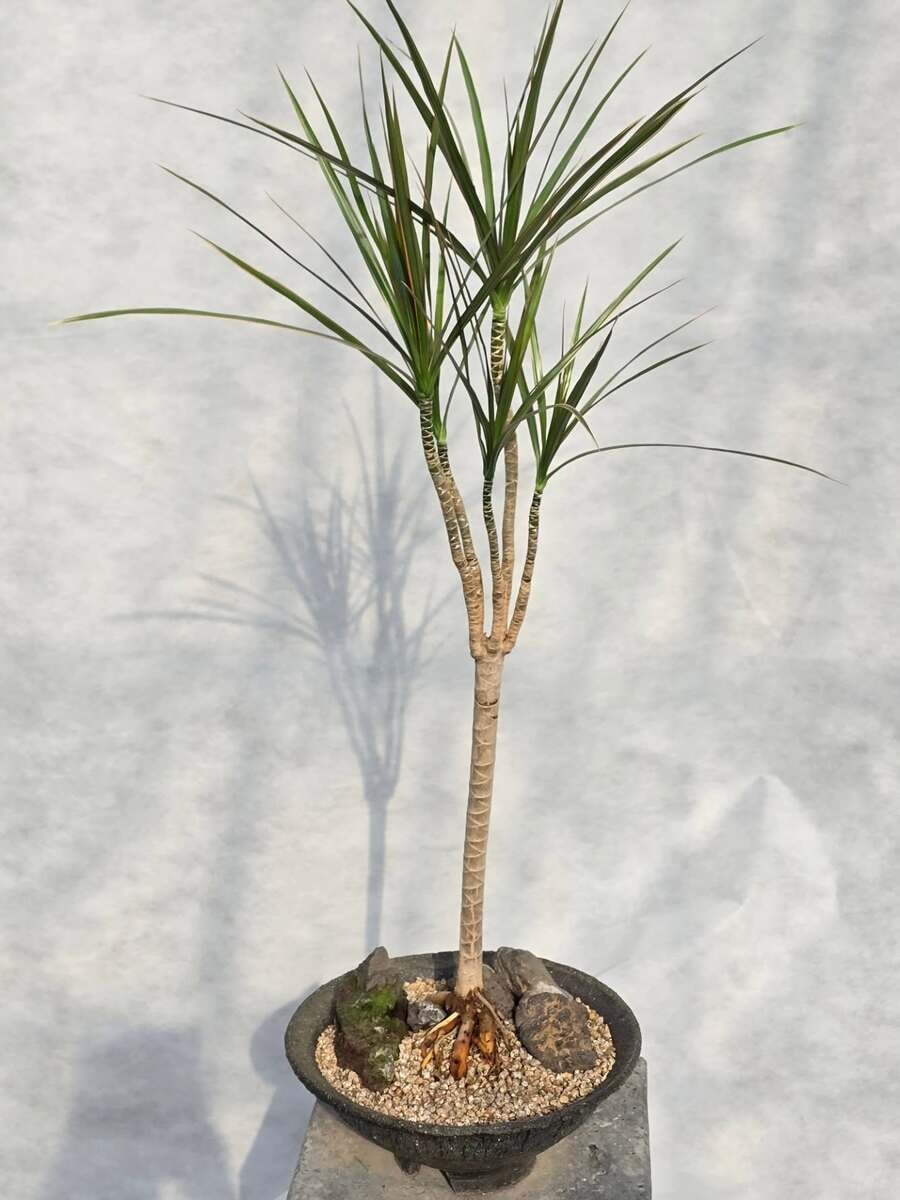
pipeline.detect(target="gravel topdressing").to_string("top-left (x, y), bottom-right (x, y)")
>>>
top-left (314, 978), bottom-right (616, 1126)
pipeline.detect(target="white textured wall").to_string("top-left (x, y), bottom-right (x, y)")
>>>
top-left (3, 1), bottom-right (899, 1197)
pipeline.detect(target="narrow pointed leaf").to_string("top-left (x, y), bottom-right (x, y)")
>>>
top-left (585, 308), bottom-right (714, 403)
top-left (520, 240), bottom-right (680, 404)
top-left (58, 307), bottom-right (331, 333)
top-left (159, 165), bottom-right (405, 357)
top-left (196, 234), bottom-right (416, 395)
top-left (530, 46), bottom-right (649, 219)
top-left (455, 39), bottom-right (496, 227)
top-left (354, 0), bottom-right (493, 246)
top-left (583, 342), bottom-right (711, 413)
top-left (560, 126), bottom-right (797, 241)
top-left (546, 442), bottom-right (839, 484)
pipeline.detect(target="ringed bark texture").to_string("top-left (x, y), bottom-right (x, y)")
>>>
top-left (456, 652), bottom-right (505, 996)
top-left (504, 492), bottom-right (542, 652)
top-left (484, 308), bottom-right (510, 640)
top-left (416, 397), bottom-right (484, 655)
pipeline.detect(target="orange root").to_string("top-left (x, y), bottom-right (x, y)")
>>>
top-left (476, 992), bottom-right (514, 1047)
top-left (449, 1003), bottom-right (477, 1080)
top-left (421, 1010), bottom-right (460, 1051)
top-left (476, 1006), bottom-right (496, 1057)
top-left (419, 989), bottom-right (509, 1078)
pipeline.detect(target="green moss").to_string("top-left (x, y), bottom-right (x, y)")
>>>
top-left (333, 975), bottom-right (408, 1089)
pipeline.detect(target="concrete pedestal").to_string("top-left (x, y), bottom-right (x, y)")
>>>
top-left (287, 1058), bottom-right (650, 1197)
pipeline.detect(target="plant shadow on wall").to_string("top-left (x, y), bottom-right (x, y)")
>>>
top-left (196, 394), bottom-right (449, 949)
top-left (197, 395), bottom-right (450, 1200)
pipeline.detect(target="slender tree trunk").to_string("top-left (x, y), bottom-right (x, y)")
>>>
top-left (456, 650), bottom-right (505, 996)
top-left (453, 305), bottom-right (515, 999)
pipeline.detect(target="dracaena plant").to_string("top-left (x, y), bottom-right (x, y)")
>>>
top-left (62, 0), bottom-right (832, 1079)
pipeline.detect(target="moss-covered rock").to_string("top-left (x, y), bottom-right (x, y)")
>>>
top-left (333, 950), bottom-right (408, 1090)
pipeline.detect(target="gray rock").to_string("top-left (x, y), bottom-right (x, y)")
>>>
top-left (357, 946), bottom-right (402, 990)
top-left (493, 947), bottom-right (566, 999)
top-left (406, 998), bottom-right (448, 1031)
top-left (482, 964), bottom-right (515, 1021)
top-left (514, 992), bottom-right (599, 1073)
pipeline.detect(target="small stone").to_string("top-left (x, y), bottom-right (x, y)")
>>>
top-left (406, 998), bottom-right (447, 1031)
top-left (514, 992), bottom-right (599, 1073)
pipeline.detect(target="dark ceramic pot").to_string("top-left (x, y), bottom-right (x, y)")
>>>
top-left (285, 950), bottom-right (641, 1193)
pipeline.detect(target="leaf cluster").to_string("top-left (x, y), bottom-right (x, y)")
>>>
top-left (62, 0), bottom-right (833, 490)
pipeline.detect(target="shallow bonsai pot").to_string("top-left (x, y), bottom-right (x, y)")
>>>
top-left (285, 949), bottom-right (642, 1192)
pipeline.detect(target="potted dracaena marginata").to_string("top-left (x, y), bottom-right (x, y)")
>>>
top-left (62, 0), bottom-right (833, 1187)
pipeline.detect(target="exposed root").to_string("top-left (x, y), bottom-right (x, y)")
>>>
top-left (419, 988), bottom-right (509, 1078)
top-left (421, 1010), bottom-right (461, 1053)
top-left (476, 992), bottom-right (516, 1048)
top-left (475, 1006), bottom-right (498, 1072)
top-left (449, 1004), bottom-right (477, 1080)
top-left (420, 1013), bottom-right (460, 1071)
top-left (432, 1034), bottom-right (447, 1073)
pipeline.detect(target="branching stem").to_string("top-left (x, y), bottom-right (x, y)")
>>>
top-left (504, 491), bottom-right (543, 652)
top-left (417, 397), bottom-right (484, 656)
top-left (500, 421), bottom-right (518, 634)
top-left (438, 441), bottom-right (481, 572)
top-left (486, 306), bottom-right (515, 644)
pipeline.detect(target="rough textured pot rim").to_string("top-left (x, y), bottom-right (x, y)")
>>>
top-left (285, 949), bottom-right (642, 1139)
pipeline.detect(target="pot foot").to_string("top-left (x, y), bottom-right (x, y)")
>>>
top-left (440, 1154), bottom-right (536, 1192)
top-left (394, 1155), bottom-right (421, 1176)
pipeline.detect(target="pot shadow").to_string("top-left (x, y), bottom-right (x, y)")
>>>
top-left (238, 995), bottom-right (317, 1200)
top-left (39, 1024), bottom-right (236, 1200)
